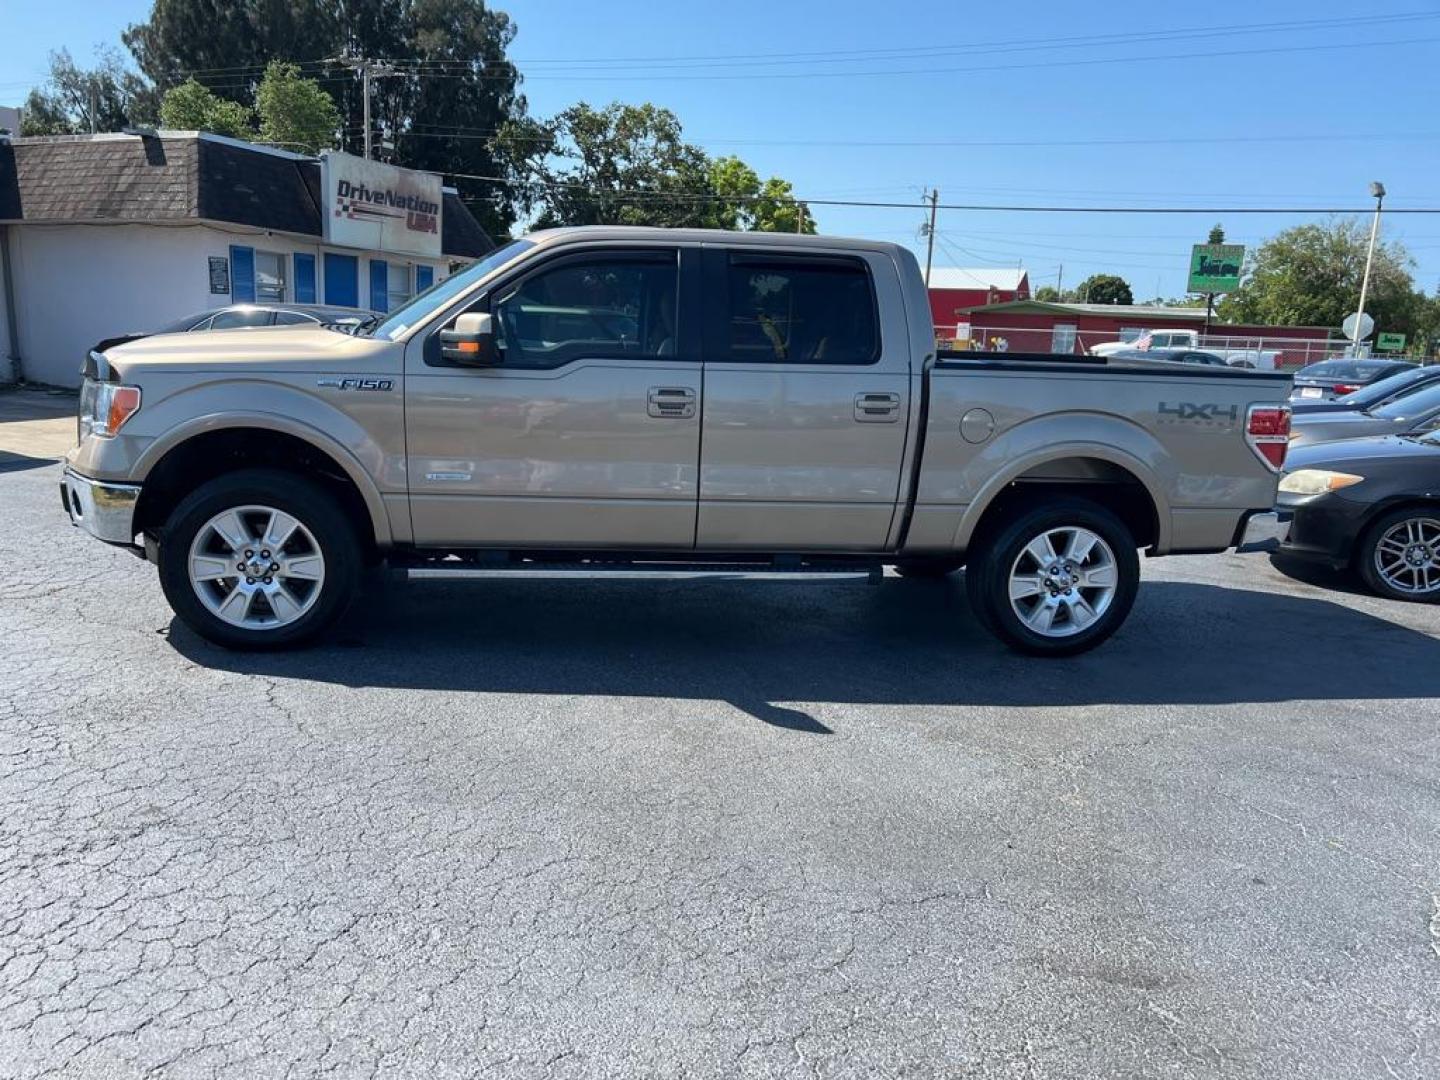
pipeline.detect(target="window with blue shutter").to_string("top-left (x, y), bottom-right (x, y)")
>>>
top-left (229, 245), bottom-right (256, 303)
top-left (322, 253), bottom-right (359, 308)
top-left (294, 253), bottom-right (317, 303)
top-left (416, 264), bottom-right (435, 292)
top-left (370, 259), bottom-right (389, 312)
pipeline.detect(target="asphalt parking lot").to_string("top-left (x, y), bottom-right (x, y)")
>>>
top-left (2, 396), bottom-right (1439, 1079)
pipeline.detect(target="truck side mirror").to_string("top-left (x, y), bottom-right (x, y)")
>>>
top-left (440, 311), bottom-right (499, 366)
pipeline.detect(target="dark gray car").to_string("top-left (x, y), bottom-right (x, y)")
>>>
top-left (1289, 363), bottom-right (1440, 415)
top-left (1289, 379), bottom-right (1440, 447)
top-left (156, 304), bottom-right (377, 333)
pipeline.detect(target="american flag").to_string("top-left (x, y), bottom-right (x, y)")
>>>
top-left (1132, 331), bottom-right (1153, 351)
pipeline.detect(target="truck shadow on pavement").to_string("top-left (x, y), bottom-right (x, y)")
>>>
top-left (167, 572), bottom-right (1440, 733)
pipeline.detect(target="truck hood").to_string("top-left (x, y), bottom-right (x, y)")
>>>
top-left (100, 325), bottom-right (389, 375)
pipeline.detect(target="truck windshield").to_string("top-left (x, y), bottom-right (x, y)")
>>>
top-left (369, 239), bottom-right (536, 341)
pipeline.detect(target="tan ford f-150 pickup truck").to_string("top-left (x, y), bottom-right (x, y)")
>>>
top-left (62, 227), bottom-right (1292, 655)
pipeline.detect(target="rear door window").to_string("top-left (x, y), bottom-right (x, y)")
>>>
top-left (716, 253), bottom-right (879, 365)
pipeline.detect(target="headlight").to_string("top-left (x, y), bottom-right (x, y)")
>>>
top-left (1278, 469), bottom-right (1365, 495)
top-left (79, 379), bottom-right (142, 440)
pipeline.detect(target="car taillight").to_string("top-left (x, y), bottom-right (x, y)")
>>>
top-left (1332, 383), bottom-right (1361, 396)
top-left (1246, 404), bottom-right (1290, 472)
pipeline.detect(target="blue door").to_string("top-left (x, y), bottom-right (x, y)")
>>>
top-left (323, 253), bottom-right (359, 308)
top-left (294, 253), bottom-right (317, 303)
top-left (370, 259), bottom-right (389, 313)
top-left (229, 245), bottom-right (256, 303)
top-left (416, 264), bottom-right (435, 292)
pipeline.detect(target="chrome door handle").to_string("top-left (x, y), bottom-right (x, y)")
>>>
top-left (854, 392), bottom-right (901, 423)
top-left (648, 386), bottom-right (696, 419)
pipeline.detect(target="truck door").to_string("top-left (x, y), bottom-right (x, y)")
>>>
top-left (695, 248), bottom-right (912, 550)
top-left (404, 246), bottom-right (702, 548)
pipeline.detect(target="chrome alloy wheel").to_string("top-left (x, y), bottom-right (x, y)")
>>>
top-left (186, 505), bottom-right (326, 629)
top-left (1007, 526), bottom-right (1119, 638)
top-left (1373, 515), bottom-right (1440, 596)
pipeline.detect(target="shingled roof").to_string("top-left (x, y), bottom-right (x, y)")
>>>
top-left (0, 132), bottom-right (494, 258)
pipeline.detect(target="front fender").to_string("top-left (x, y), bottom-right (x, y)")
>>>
top-left (137, 413), bottom-right (393, 546)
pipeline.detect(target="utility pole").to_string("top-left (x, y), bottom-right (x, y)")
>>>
top-left (922, 188), bottom-right (939, 286)
top-left (1056, 264), bottom-right (1063, 299)
top-left (333, 56), bottom-right (396, 159)
top-left (89, 78), bottom-right (97, 134)
top-left (795, 201), bottom-right (805, 234)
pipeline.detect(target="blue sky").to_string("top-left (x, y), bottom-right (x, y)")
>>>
top-left (4, 0), bottom-right (1439, 299)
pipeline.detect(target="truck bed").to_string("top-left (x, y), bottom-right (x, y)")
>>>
top-left (935, 349), bottom-right (1292, 381)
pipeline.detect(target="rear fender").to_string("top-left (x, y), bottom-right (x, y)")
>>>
top-left (952, 413), bottom-right (1174, 553)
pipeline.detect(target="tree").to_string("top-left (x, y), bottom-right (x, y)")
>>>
top-left (1073, 274), bottom-right (1133, 305)
top-left (159, 78), bottom-right (253, 138)
top-left (1208, 223), bottom-right (1226, 245)
top-left (121, 0), bottom-right (528, 238)
top-left (1217, 219), bottom-right (1418, 336)
top-left (705, 156), bottom-right (815, 233)
top-left (501, 103), bottom-right (814, 232)
top-left (501, 102), bottom-right (713, 229)
top-left (1033, 285), bottom-right (1062, 302)
top-left (256, 62), bottom-right (340, 152)
top-left (20, 47), bottom-right (157, 136)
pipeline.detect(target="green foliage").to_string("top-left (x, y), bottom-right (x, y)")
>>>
top-left (1207, 223), bottom-right (1226, 244)
top-left (501, 103), bottom-right (814, 232)
top-left (122, 0), bottom-right (526, 238)
top-left (1073, 274), bottom-right (1133, 305)
top-left (1032, 285), bottom-right (1062, 302)
top-left (256, 62), bottom-right (339, 153)
top-left (20, 47), bottom-right (156, 135)
top-left (160, 78), bottom-right (253, 138)
top-left (1217, 219), bottom-right (1417, 335)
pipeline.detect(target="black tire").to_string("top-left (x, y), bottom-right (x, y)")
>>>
top-left (892, 558), bottom-right (964, 579)
top-left (1356, 507), bottom-right (1440, 604)
top-left (965, 498), bottom-right (1140, 656)
top-left (157, 468), bottom-right (361, 650)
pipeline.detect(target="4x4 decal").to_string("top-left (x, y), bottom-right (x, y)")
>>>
top-left (1158, 401), bottom-right (1238, 426)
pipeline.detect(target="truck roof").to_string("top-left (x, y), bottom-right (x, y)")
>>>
top-left (522, 225), bottom-right (911, 257)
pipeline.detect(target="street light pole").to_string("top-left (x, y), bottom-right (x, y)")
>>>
top-left (1352, 180), bottom-right (1385, 356)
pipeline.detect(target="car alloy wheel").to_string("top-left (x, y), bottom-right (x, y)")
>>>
top-left (187, 504), bottom-right (327, 629)
top-left (1006, 526), bottom-right (1119, 638)
top-left (1371, 514), bottom-right (1440, 598)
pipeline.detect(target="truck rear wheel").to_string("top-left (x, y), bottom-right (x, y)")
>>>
top-left (966, 498), bottom-right (1139, 656)
top-left (157, 469), bottom-right (361, 650)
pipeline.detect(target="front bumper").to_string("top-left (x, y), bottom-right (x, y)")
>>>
top-left (61, 469), bottom-right (141, 545)
top-left (1276, 489), bottom-right (1371, 569)
top-left (1234, 510), bottom-right (1292, 553)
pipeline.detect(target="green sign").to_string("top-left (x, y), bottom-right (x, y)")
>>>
top-left (1376, 332), bottom-right (1407, 351)
top-left (1187, 243), bottom-right (1245, 294)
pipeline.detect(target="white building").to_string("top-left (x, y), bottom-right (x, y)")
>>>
top-left (0, 131), bottom-right (495, 387)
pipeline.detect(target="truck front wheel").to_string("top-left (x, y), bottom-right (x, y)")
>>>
top-left (157, 469), bottom-right (361, 650)
top-left (966, 498), bottom-right (1139, 656)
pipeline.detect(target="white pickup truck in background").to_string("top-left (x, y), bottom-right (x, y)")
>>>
top-left (1091, 329), bottom-right (1279, 370)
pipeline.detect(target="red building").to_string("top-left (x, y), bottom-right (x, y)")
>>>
top-left (924, 267), bottom-right (1030, 334)
top-left (947, 300), bottom-right (1339, 368)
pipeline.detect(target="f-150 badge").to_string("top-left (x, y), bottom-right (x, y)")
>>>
top-left (317, 377), bottom-right (394, 391)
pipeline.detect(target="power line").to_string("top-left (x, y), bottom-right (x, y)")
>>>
top-left (350, 33), bottom-right (1440, 82)
top-left (443, 172), bottom-right (1440, 214)
top-left (155, 27), bottom-right (1440, 88)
